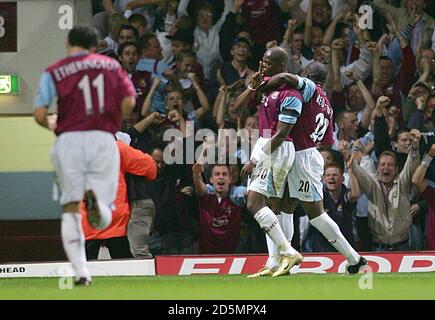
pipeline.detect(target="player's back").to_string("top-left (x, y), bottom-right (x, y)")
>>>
top-left (46, 52), bottom-right (132, 134)
top-left (291, 78), bottom-right (334, 151)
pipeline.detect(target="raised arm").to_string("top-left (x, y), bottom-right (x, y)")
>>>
top-left (189, 73), bottom-right (210, 120)
top-left (216, 87), bottom-right (228, 129)
top-left (345, 69), bottom-right (376, 129)
top-left (398, 129), bottom-right (421, 191)
top-left (234, 67), bottom-right (264, 112)
top-left (369, 41), bottom-right (383, 96)
top-left (304, 0), bottom-right (313, 46)
top-left (125, 0), bottom-right (164, 11)
top-left (168, 109), bottom-right (187, 136)
top-left (412, 144), bottom-right (434, 193)
top-left (141, 77), bottom-right (160, 118)
top-left (264, 72), bottom-right (300, 90)
top-left (286, 0), bottom-right (306, 25)
top-left (282, 19), bottom-right (298, 48)
top-left (192, 163), bottom-right (208, 197)
top-left (331, 39), bottom-right (344, 92)
top-left (216, 0), bottom-right (235, 32)
top-left (347, 153), bottom-right (361, 203)
top-left (133, 112), bottom-right (165, 134)
top-left (323, 11), bottom-right (350, 46)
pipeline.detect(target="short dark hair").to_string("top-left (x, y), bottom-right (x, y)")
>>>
top-left (138, 32), bottom-right (157, 51)
top-left (196, 1), bottom-right (214, 16)
top-left (117, 41), bottom-right (141, 57)
top-left (380, 56), bottom-right (393, 64)
top-left (120, 24), bottom-right (139, 40)
top-left (317, 145), bottom-right (333, 154)
top-left (68, 25), bottom-right (98, 49)
top-left (393, 127), bottom-right (410, 142)
top-left (293, 25), bottom-right (305, 35)
top-left (336, 110), bottom-right (355, 124)
top-left (128, 13), bottom-right (148, 27)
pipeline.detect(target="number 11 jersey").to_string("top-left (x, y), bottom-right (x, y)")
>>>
top-left (37, 52), bottom-right (136, 135)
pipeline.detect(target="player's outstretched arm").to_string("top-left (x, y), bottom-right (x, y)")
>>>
top-left (263, 73), bottom-right (300, 91)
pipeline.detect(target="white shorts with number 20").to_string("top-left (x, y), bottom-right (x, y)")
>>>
top-left (288, 147), bottom-right (324, 202)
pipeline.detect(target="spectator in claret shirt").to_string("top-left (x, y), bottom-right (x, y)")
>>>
top-left (118, 41), bottom-right (152, 115)
top-left (192, 163), bottom-right (245, 254)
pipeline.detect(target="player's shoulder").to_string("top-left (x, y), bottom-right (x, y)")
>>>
top-left (89, 53), bottom-right (122, 67)
top-left (45, 55), bottom-right (75, 72)
top-left (280, 85), bottom-right (303, 99)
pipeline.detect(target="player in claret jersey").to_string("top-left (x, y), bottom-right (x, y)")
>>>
top-left (254, 61), bottom-right (367, 276)
top-left (33, 25), bottom-right (136, 286)
top-left (235, 47), bottom-right (305, 277)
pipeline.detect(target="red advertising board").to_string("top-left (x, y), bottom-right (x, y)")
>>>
top-left (155, 252), bottom-right (435, 275)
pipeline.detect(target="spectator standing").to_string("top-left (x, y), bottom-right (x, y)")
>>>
top-left (412, 143), bottom-right (435, 250)
top-left (349, 130), bottom-right (422, 251)
top-left (82, 140), bottom-right (157, 259)
top-left (193, 163), bottom-right (244, 254)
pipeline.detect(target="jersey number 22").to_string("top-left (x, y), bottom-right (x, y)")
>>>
top-left (310, 113), bottom-right (329, 142)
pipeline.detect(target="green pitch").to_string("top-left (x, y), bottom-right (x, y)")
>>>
top-left (1, 273), bottom-right (434, 300)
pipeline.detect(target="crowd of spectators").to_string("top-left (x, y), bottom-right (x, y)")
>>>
top-left (84, 0), bottom-right (435, 258)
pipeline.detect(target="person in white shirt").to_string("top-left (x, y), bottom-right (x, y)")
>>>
top-left (178, 0), bottom-right (233, 80)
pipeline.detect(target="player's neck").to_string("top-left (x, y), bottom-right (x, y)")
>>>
top-left (68, 46), bottom-right (89, 56)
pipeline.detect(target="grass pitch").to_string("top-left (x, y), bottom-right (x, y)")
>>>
top-left (1, 273), bottom-right (434, 300)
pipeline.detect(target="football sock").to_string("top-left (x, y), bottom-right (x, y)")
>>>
top-left (281, 211), bottom-right (294, 242)
top-left (265, 214), bottom-right (282, 270)
top-left (96, 201), bottom-right (112, 230)
top-left (254, 207), bottom-right (297, 256)
top-left (61, 213), bottom-right (91, 281)
top-left (310, 212), bottom-right (360, 265)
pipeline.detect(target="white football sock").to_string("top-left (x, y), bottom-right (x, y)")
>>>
top-left (254, 207), bottom-right (297, 256)
top-left (281, 211), bottom-right (294, 242)
top-left (61, 213), bottom-right (91, 280)
top-left (310, 212), bottom-right (360, 265)
top-left (96, 201), bottom-right (112, 230)
top-left (265, 214), bottom-right (282, 270)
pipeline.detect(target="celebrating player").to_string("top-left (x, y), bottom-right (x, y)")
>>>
top-left (33, 25), bottom-right (136, 285)
top-left (236, 46), bottom-right (305, 277)
top-left (251, 61), bottom-right (367, 277)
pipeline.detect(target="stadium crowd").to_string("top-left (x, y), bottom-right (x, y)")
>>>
top-left (80, 0), bottom-right (434, 258)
